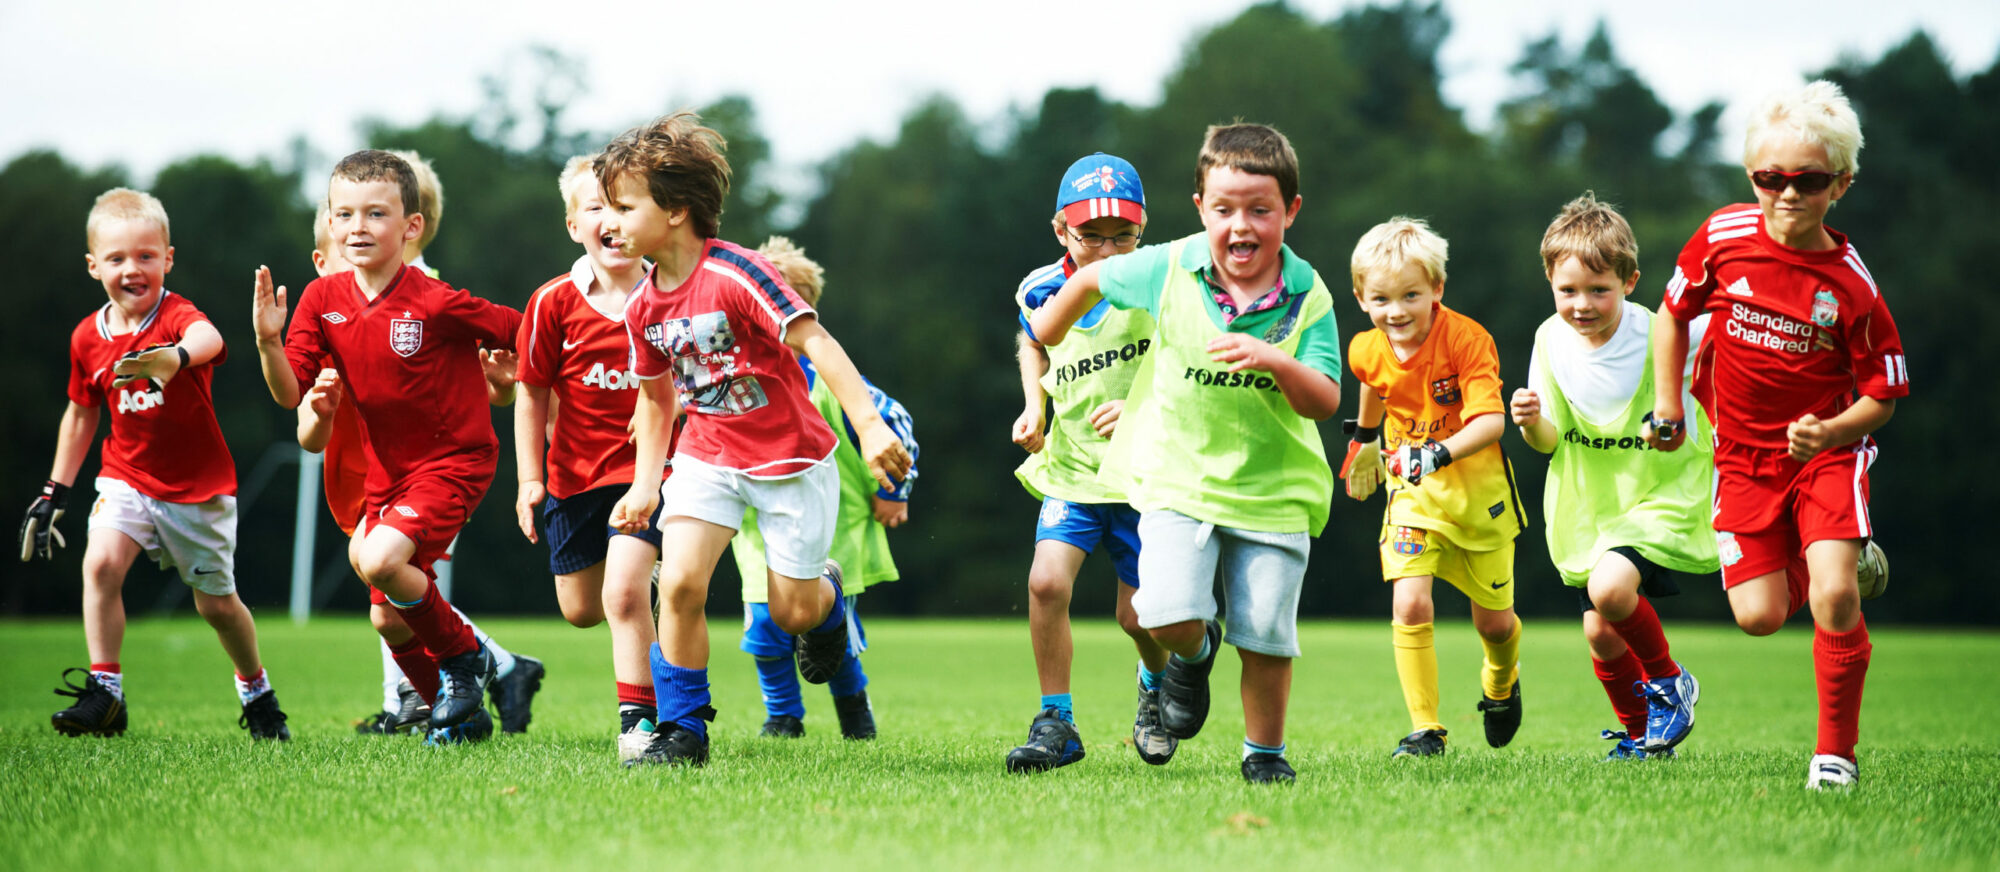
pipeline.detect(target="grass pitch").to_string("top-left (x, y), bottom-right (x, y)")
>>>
top-left (1, 616), bottom-right (1995, 870)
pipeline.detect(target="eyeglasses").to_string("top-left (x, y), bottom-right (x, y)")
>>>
top-left (1069, 230), bottom-right (1141, 249)
top-left (1749, 169), bottom-right (1844, 195)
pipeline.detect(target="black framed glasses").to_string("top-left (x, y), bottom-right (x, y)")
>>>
top-left (1068, 229), bottom-right (1141, 249)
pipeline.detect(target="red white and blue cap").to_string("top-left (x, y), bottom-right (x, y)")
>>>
top-left (1056, 153), bottom-right (1146, 227)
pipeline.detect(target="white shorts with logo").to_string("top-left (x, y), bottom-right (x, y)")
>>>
top-left (87, 477), bottom-right (237, 595)
top-left (1131, 509), bottom-right (1310, 658)
top-left (661, 453), bottom-right (837, 581)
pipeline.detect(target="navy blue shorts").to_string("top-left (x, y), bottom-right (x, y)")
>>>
top-left (542, 485), bottom-right (663, 575)
top-left (1034, 498), bottom-right (1142, 587)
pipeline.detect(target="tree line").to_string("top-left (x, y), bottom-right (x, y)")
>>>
top-left (3, 2), bottom-right (1992, 624)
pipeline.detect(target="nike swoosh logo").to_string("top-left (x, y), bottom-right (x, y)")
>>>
top-left (1490, 580), bottom-right (1508, 589)
top-left (562, 339), bottom-right (583, 350)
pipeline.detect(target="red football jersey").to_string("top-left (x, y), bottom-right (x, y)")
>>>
top-left (1664, 205), bottom-right (1909, 449)
top-left (282, 265), bottom-right (522, 499)
top-left (321, 400), bottom-right (371, 535)
top-left (517, 257), bottom-right (647, 499)
top-left (624, 239), bottom-right (835, 478)
top-left (67, 292), bottom-right (236, 503)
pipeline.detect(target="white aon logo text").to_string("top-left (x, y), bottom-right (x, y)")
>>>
top-left (581, 362), bottom-right (639, 390)
top-left (117, 388), bottom-right (164, 413)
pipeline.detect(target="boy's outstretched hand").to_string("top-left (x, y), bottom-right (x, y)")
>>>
top-left (858, 426), bottom-right (913, 492)
top-left (1509, 388), bottom-right (1541, 428)
top-left (1086, 400), bottom-right (1123, 438)
top-left (516, 481), bottom-right (545, 542)
top-left (871, 495), bottom-right (908, 529)
top-left (609, 486), bottom-right (658, 536)
top-left (304, 369), bottom-right (343, 418)
top-left (1207, 333), bottom-right (1281, 373)
top-left (1011, 407), bottom-right (1045, 454)
top-left (252, 266), bottom-right (288, 342)
top-left (111, 344), bottom-right (183, 390)
top-left (480, 348), bottom-right (518, 392)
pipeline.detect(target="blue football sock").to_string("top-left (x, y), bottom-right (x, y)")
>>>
top-left (1243, 738), bottom-right (1286, 760)
top-left (649, 643), bottom-right (712, 738)
top-left (1138, 661), bottom-right (1164, 692)
top-left (755, 654), bottom-right (806, 719)
top-left (812, 571), bottom-right (849, 634)
top-left (1041, 693), bottom-right (1074, 723)
top-left (828, 648), bottom-right (869, 698)
top-left (1174, 632), bottom-right (1213, 665)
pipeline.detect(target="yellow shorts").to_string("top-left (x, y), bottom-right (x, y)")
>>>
top-left (1378, 524), bottom-right (1515, 611)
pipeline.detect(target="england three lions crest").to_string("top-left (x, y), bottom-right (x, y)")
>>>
top-left (390, 318), bottom-right (424, 358)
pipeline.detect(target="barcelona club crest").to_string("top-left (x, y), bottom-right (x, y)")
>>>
top-left (1811, 289), bottom-right (1840, 327)
top-left (389, 318), bottom-right (424, 358)
top-left (1391, 526), bottom-right (1427, 557)
top-left (1430, 374), bottom-right (1461, 407)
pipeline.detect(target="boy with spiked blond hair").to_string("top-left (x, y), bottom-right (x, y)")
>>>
top-left (1648, 80), bottom-right (1904, 789)
top-left (512, 154), bottom-right (663, 760)
top-left (599, 112), bottom-right (912, 767)
top-left (728, 235), bottom-right (920, 742)
top-left (1342, 217), bottom-right (1527, 759)
top-left (24, 188), bottom-right (290, 740)
top-left (1510, 192), bottom-right (1716, 760)
top-left (1030, 123), bottom-right (1343, 784)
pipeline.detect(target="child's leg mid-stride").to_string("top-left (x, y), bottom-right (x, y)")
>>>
top-left (80, 529), bottom-right (141, 668)
top-left (1587, 549), bottom-right (1696, 753)
top-left (1804, 537), bottom-right (1870, 787)
top-left (1007, 540), bottom-right (1091, 774)
top-left (352, 519), bottom-right (487, 730)
top-left (633, 516), bottom-right (732, 767)
top-left (1389, 576), bottom-right (1444, 749)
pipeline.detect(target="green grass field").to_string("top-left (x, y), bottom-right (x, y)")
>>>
top-left (2, 616), bottom-right (1996, 870)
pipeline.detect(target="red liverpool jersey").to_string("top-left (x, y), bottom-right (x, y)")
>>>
top-left (624, 239), bottom-right (835, 478)
top-left (282, 265), bottom-right (522, 497)
top-left (1663, 206), bottom-right (1909, 449)
top-left (67, 292), bottom-right (236, 503)
top-left (517, 257), bottom-right (646, 498)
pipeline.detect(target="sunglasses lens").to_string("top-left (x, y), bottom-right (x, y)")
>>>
top-left (1751, 172), bottom-right (1786, 191)
top-left (1793, 172), bottom-right (1834, 193)
top-left (1751, 171), bottom-right (1837, 193)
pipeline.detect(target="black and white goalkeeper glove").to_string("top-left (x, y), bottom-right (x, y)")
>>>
top-left (1386, 442), bottom-right (1453, 486)
top-left (19, 480), bottom-right (69, 562)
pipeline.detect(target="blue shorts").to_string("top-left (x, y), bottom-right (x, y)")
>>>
top-left (741, 598), bottom-right (868, 658)
top-left (1034, 498), bottom-right (1142, 588)
top-left (542, 485), bottom-right (663, 575)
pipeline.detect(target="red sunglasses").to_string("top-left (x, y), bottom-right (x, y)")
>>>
top-left (1749, 169), bottom-right (1843, 194)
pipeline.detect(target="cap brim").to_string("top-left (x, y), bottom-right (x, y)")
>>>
top-left (1061, 198), bottom-right (1145, 227)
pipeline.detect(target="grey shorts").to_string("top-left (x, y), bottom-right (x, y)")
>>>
top-left (1130, 510), bottom-right (1309, 658)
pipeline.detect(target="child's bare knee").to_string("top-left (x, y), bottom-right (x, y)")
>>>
top-left (1474, 613), bottom-right (1516, 642)
top-left (1026, 568), bottom-right (1072, 607)
top-left (1734, 610), bottom-right (1784, 636)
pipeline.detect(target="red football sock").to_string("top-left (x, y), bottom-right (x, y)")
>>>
top-left (617, 681), bottom-right (657, 708)
top-left (1813, 614), bottom-right (1871, 760)
top-left (1593, 651), bottom-right (1648, 737)
top-left (90, 661), bottom-right (121, 674)
top-left (388, 637), bottom-right (442, 704)
top-left (1608, 598), bottom-right (1679, 681)
top-left (392, 580), bottom-right (477, 661)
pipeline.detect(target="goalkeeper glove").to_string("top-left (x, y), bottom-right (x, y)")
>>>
top-left (1339, 420), bottom-right (1384, 499)
top-left (19, 480), bottom-right (69, 562)
top-left (1386, 441), bottom-right (1453, 486)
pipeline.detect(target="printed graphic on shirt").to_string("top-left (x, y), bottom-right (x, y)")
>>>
top-left (648, 310), bottom-right (768, 416)
top-left (389, 317), bottom-right (423, 358)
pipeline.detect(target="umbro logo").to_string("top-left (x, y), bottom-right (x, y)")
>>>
top-left (323, 312), bottom-right (348, 323)
top-left (1725, 277), bottom-right (1753, 297)
top-left (395, 506), bottom-right (418, 518)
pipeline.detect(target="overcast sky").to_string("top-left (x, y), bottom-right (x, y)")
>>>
top-left (4, 0), bottom-right (1994, 198)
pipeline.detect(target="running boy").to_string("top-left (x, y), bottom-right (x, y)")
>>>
top-left (1342, 217), bottom-right (1527, 759)
top-left (1648, 81), bottom-right (1905, 789)
top-left (599, 112), bottom-right (913, 767)
top-left (1005, 152), bottom-right (1171, 773)
top-left (1029, 124), bottom-right (1343, 784)
top-left (22, 188), bottom-right (290, 740)
top-left (1509, 193), bottom-right (1715, 760)
top-left (727, 236), bottom-right (919, 743)
top-left (253, 149), bottom-right (525, 734)
top-left (293, 202), bottom-right (535, 741)
top-left (512, 155), bottom-right (662, 761)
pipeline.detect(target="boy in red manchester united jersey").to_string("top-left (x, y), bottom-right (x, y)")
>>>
top-left (597, 112), bottom-right (912, 767)
top-left (253, 150), bottom-right (525, 734)
top-left (512, 156), bottom-right (664, 762)
top-left (1648, 80), bottom-right (1906, 790)
top-left (21, 188), bottom-right (290, 741)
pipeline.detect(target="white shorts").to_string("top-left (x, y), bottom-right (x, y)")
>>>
top-left (660, 454), bottom-right (837, 581)
top-left (87, 477), bottom-right (237, 596)
top-left (1131, 510), bottom-right (1309, 658)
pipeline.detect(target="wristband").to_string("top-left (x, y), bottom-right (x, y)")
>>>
top-left (1341, 419), bottom-right (1380, 443)
top-left (42, 480), bottom-right (69, 509)
top-left (175, 345), bottom-right (191, 371)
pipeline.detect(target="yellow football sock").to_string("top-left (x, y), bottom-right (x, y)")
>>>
top-left (1481, 617), bottom-right (1522, 700)
top-left (1392, 622), bottom-right (1442, 732)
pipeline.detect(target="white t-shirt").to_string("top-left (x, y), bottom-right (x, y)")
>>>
top-left (1528, 301), bottom-right (1708, 424)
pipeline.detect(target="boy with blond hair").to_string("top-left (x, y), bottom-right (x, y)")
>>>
top-left (1342, 217), bottom-right (1526, 759)
top-left (599, 112), bottom-right (912, 767)
top-left (1510, 192), bottom-right (1716, 760)
top-left (293, 202), bottom-right (534, 741)
top-left (22, 188), bottom-right (290, 740)
top-left (1648, 80), bottom-right (1904, 789)
top-left (1030, 124), bottom-right (1342, 784)
top-left (254, 149), bottom-right (526, 736)
top-left (512, 155), bottom-right (662, 760)
top-left (728, 235), bottom-right (920, 742)
top-left (1006, 152), bottom-right (1170, 773)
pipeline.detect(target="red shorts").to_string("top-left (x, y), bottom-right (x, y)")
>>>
top-left (361, 473), bottom-right (487, 582)
top-left (1713, 437), bottom-right (1875, 589)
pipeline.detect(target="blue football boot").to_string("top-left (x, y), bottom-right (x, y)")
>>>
top-left (1637, 664), bottom-right (1699, 752)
